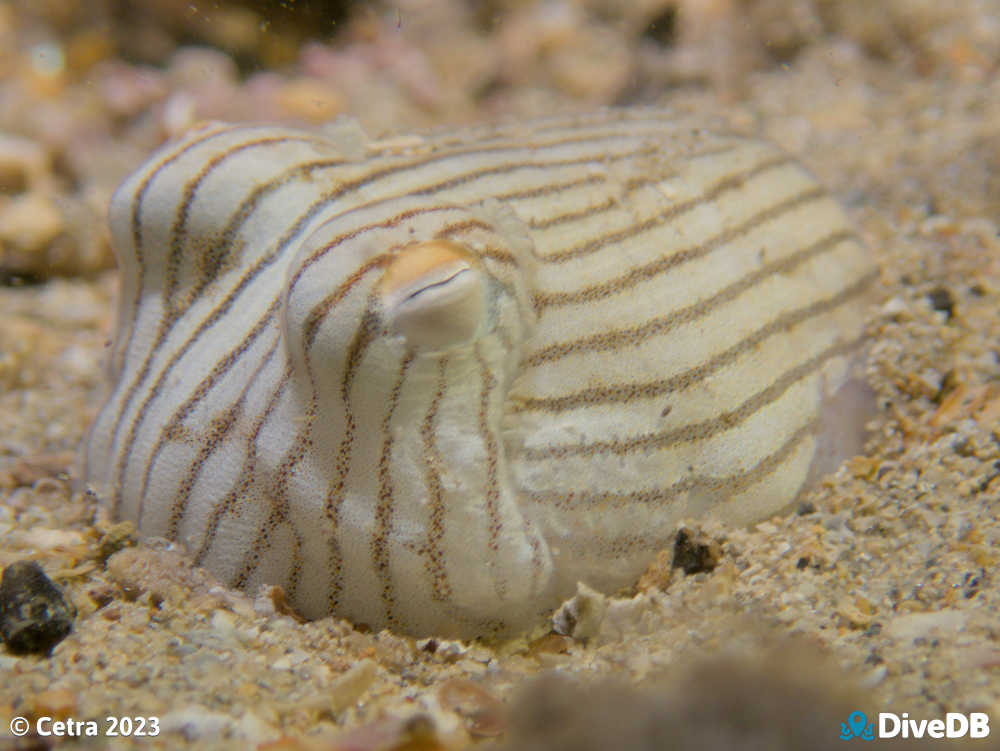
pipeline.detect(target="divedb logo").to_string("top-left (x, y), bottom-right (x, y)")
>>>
top-left (840, 710), bottom-right (991, 741)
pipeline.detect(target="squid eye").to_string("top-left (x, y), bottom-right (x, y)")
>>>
top-left (378, 240), bottom-right (486, 350)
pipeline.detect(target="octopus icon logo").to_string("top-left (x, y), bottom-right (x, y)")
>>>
top-left (840, 711), bottom-right (875, 741)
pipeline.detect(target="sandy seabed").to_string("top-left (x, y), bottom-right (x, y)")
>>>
top-left (2, 1), bottom-right (1000, 749)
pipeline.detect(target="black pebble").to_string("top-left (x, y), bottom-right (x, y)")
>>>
top-left (671, 529), bottom-right (721, 575)
top-left (0, 560), bottom-right (76, 655)
top-left (926, 286), bottom-right (955, 319)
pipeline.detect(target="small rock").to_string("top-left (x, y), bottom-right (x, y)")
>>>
top-left (328, 657), bottom-right (378, 713)
top-left (926, 285), bottom-right (955, 318)
top-left (552, 582), bottom-right (607, 640)
top-left (0, 560), bottom-right (76, 654)
top-left (0, 193), bottom-right (64, 254)
top-left (160, 705), bottom-right (236, 741)
top-left (416, 636), bottom-right (468, 660)
top-left (329, 713), bottom-right (441, 751)
top-left (253, 583), bottom-right (304, 621)
top-left (0, 134), bottom-right (50, 192)
top-left (210, 611), bottom-right (237, 642)
top-left (598, 592), bottom-right (662, 642)
top-left (671, 528), bottom-right (722, 575)
top-left (437, 677), bottom-right (507, 737)
top-left (880, 295), bottom-right (908, 319)
top-left (235, 710), bottom-right (279, 745)
top-left (859, 665), bottom-right (888, 690)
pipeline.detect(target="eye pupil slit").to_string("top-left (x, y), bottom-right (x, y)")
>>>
top-left (403, 268), bottom-right (472, 304)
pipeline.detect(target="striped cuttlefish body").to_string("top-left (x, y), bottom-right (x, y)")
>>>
top-left (83, 109), bottom-right (877, 638)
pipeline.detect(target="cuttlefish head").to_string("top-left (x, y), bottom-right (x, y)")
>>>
top-left (281, 197), bottom-right (537, 392)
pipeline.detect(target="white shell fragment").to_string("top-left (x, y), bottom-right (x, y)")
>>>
top-left (82, 109), bottom-right (877, 638)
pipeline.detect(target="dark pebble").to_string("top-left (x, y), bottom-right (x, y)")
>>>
top-left (0, 560), bottom-right (76, 655)
top-left (926, 286), bottom-right (955, 318)
top-left (671, 528), bottom-right (721, 575)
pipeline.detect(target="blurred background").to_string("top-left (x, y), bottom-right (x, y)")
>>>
top-left (1, 0), bottom-right (996, 278)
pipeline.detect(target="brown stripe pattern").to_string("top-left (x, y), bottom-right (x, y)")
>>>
top-left (81, 108), bottom-right (877, 638)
